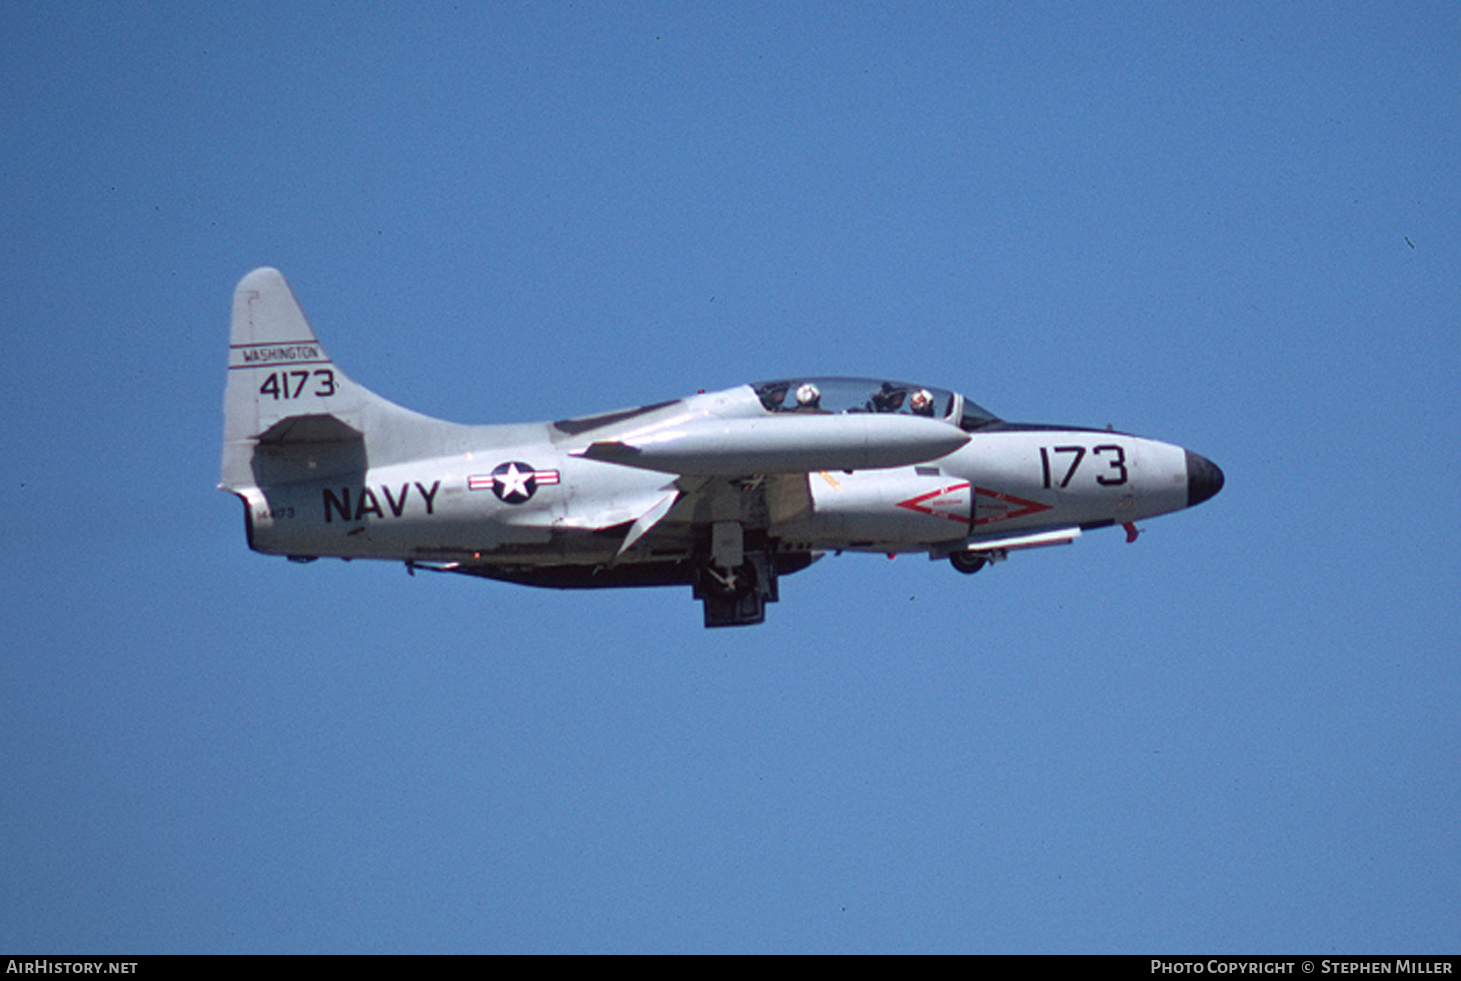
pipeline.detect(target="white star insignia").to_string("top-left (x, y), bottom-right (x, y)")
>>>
top-left (495, 463), bottom-right (533, 499)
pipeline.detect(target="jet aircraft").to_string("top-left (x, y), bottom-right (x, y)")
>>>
top-left (221, 268), bottom-right (1223, 626)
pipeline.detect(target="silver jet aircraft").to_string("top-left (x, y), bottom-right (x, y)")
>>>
top-left (222, 268), bottom-right (1223, 626)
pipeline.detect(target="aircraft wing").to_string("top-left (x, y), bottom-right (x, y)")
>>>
top-left (553, 472), bottom-right (813, 565)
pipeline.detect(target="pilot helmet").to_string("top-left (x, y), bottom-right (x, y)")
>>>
top-left (910, 388), bottom-right (934, 413)
top-left (795, 382), bottom-right (821, 407)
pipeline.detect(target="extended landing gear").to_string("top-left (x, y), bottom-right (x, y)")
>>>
top-left (949, 550), bottom-right (989, 575)
top-left (695, 558), bottom-right (773, 627)
top-left (694, 522), bottom-right (778, 627)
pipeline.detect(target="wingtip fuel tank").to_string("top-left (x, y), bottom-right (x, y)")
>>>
top-left (576, 413), bottom-right (971, 475)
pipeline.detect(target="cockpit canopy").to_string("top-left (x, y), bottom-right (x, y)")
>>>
top-left (752, 377), bottom-right (1000, 433)
top-left (552, 377), bottom-right (1002, 441)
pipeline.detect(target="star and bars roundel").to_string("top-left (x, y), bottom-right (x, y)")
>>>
top-left (468, 461), bottom-right (560, 504)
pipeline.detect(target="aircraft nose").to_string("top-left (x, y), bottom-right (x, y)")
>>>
top-left (1185, 450), bottom-right (1225, 508)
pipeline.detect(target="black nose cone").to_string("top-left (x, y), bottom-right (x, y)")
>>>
top-left (1185, 450), bottom-right (1225, 508)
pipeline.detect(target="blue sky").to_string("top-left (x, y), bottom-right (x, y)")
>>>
top-left (2, 2), bottom-right (1458, 953)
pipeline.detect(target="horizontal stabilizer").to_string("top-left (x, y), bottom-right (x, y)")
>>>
top-left (576, 414), bottom-right (969, 475)
top-left (248, 413), bottom-right (367, 485)
top-left (255, 413), bottom-right (363, 446)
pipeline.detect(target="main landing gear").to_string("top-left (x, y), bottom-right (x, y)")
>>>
top-left (694, 521), bottom-right (778, 627)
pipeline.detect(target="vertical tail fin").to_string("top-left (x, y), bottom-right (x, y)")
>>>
top-left (220, 268), bottom-right (451, 492)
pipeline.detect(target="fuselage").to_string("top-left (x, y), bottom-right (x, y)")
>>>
top-left (237, 381), bottom-right (1218, 571)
